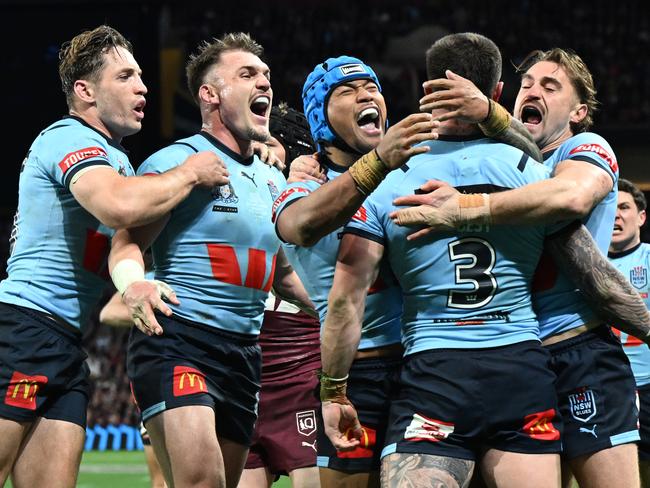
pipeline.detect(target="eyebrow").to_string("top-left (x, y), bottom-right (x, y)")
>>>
top-left (522, 73), bottom-right (561, 87)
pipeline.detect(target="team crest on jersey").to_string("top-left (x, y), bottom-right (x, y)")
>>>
top-left (630, 266), bottom-right (647, 289)
top-left (212, 183), bottom-right (238, 203)
top-left (296, 410), bottom-right (316, 436)
top-left (404, 413), bottom-right (454, 442)
top-left (568, 388), bottom-right (597, 422)
top-left (267, 180), bottom-right (279, 201)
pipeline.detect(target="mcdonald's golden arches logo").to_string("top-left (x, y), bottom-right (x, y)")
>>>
top-left (4, 371), bottom-right (48, 410)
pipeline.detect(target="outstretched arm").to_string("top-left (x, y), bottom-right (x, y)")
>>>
top-left (546, 223), bottom-right (650, 343)
top-left (276, 113), bottom-right (437, 247)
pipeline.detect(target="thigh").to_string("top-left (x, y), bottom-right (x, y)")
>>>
top-left (381, 452), bottom-right (474, 488)
top-left (0, 417), bottom-right (31, 484)
top-left (480, 448), bottom-right (560, 488)
top-left (219, 436), bottom-right (249, 488)
top-left (237, 467), bottom-right (274, 488)
top-left (569, 443), bottom-right (639, 488)
top-left (146, 405), bottom-right (224, 488)
top-left (11, 417), bottom-right (85, 488)
top-left (289, 466), bottom-right (320, 488)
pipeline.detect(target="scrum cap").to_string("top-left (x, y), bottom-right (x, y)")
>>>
top-left (269, 105), bottom-right (316, 167)
top-left (302, 56), bottom-right (381, 149)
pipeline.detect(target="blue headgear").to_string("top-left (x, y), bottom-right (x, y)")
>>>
top-left (302, 56), bottom-right (382, 151)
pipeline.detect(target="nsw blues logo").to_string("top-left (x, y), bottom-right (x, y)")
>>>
top-left (568, 388), bottom-right (597, 422)
top-left (212, 183), bottom-right (239, 204)
top-left (630, 266), bottom-right (647, 290)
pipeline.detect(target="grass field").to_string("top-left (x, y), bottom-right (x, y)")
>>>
top-left (7, 451), bottom-right (293, 488)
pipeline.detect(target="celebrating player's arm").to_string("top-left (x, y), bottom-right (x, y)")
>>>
top-left (108, 216), bottom-right (172, 336)
top-left (269, 249), bottom-right (316, 316)
top-left (276, 112), bottom-right (438, 247)
top-left (419, 69), bottom-right (542, 161)
top-left (544, 222), bottom-right (650, 344)
top-left (71, 151), bottom-right (229, 229)
top-left (319, 234), bottom-right (384, 451)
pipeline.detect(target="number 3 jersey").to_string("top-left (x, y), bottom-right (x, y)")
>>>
top-left (345, 136), bottom-right (565, 356)
top-left (0, 116), bottom-right (135, 330)
top-left (140, 132), bottom-right (285, 336)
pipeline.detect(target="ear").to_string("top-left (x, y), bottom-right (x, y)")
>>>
top-left (199, 83), bottom-right (219, 105)
top-left (570, 103), bottom-right (588, 125)
top-left (639, 209), bottom-right (647, 228)
top-left (73, 79), bottom-right (95, 104)
top-left (491, 81), bottom-right (504, 103)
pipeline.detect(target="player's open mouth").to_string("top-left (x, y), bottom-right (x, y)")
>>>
top-left (521, 105), bottom-right (542, 125)
top-left (356, 107), bottom-right (381, 135)
top-left (250, 95), bottom-right (270, 120)
top-left (613, 224), bottom-right (623, 232)
top-left (133, 100), bottom-right (146, 120)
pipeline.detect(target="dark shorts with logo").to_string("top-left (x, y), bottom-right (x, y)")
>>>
top-left (128, 313), bottom-right (261, 446)
top-left (547, 325), bottom-right (639, 459)
top-left (317, 355), bottom-right (401, 473)
top-left (245, 367), bottom-right (320, 474)
top-left (383, 341), bottom-right (562, 461)
top-left (0, 302), bottom-right (89, 427)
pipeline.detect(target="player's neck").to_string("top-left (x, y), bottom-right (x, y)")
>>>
top-left (69, 108), bottom-right (122, 143)
top-left (609, 236), bottom-right (641, 255)
top-left (438, 119), bottom-right (482, 137)
top-left (326, 145), bottom-right (359, 168)
top-left (203, 123), bottom-right (254, 158)
top-left (540, 128), bottom-right (573, 155)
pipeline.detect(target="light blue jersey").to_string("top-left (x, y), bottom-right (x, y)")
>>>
top-left (142, 132), bottom-right (285, 336)
top-left (272, 158), bottom-right (402, 350)
top-left (345, 136), bottom-right (563, 356)
top-left (0, 116), bottom-right (134, 330)
top-left (532, 133), bottom-right (619, 339)
top-left (609, 243), bottom-right (650, 386)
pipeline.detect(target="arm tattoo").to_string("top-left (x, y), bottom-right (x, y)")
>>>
top-left (495, 118), bottom-right (543, 162)
top-left (381, 452), bottom-right (475, 488)
top-left (547, 224), bottom-right (650, 342)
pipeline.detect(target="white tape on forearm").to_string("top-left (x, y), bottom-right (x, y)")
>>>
top-left (111, 259), bottom-right (145, 295)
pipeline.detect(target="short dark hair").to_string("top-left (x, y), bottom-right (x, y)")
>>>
top-left (619, 178), bottom-right (647, 212)
top-left (59, 25), bottom-right (133, 108)
top-left (186, 32), bottom-right (263, 106)
top-left (426, 33), bottom-right (502, 97)
top-left (517, 48), bottom-right (598, 133)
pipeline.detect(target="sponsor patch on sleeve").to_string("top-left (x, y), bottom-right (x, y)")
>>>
top-left (568, 143), bottom-right (618, 174)
top-left (271, 186), bottom-right (311, 222)
top-left (58, 146), bottom-right (109, 175)
top-left (351, 206), bottom-right (367, 222)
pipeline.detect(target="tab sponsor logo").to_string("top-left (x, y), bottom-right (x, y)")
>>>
top-left (58, 147), bottom-right (108, 174)
top-left (569, 143), bottom-right (618, 174)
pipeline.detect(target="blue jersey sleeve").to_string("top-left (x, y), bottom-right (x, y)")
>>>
top-left (343, 196), bottom-right (386, 244)
top-left (271, 180), bottom-right (320, 231)
top-left (551, 132), bottom-right (618, 185)
top-left (42, 124), bottom-right (114, 190)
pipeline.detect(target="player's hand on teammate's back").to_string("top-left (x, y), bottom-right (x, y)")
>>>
top-left (390, 179), bottom-right (461, 239)
top-left (322, 401), bottom-right (363, 452)
top-left (375, 113), bottom-right (439, 170)
top-left (287, 154), bottom-right (326, 184)
top-left (252, 141), bottom-right (285, 172)
top-left (182, 151), bottom-right (230, 188)
top-left (420, 70), bottom-right (490, 123)
top-left (122, 280), bottom-right (180, 336)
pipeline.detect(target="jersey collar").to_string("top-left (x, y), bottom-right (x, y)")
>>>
top-left (199, 131), bottom-right (255, 166)
top-left (608, 241), bottom-right (642, 259)
top-left (63, 115), bottom-right (128, 153)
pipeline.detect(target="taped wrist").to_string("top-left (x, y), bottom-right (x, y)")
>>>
top-left (348, 149), bottom-right (389, 196)
top-left (111, 259), bottom-right (145, 295)
top-left (458, 193), bottom-right (491, 225)
top-left (319, 371), bottom-right (351, 405)
top-left (478, 99), bottom-right (511, 137)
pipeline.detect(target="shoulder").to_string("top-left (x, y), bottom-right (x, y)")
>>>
top-left (139, 138), bottom-right (199, 175)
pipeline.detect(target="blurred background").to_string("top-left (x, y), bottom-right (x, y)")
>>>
top-left (0, 0), bottom-right (648, 444)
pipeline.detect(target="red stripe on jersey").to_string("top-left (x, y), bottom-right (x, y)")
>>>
top-left (262, 253), bottom-right (278, 292)
top-left (82, 229), bottom-right (110, 279)
top-left (207, 244), bottom-right (243, 286)
top-left (58, 146), bottom-right (108, 174)
top-left (245, 248), bottom-right (267, 290)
